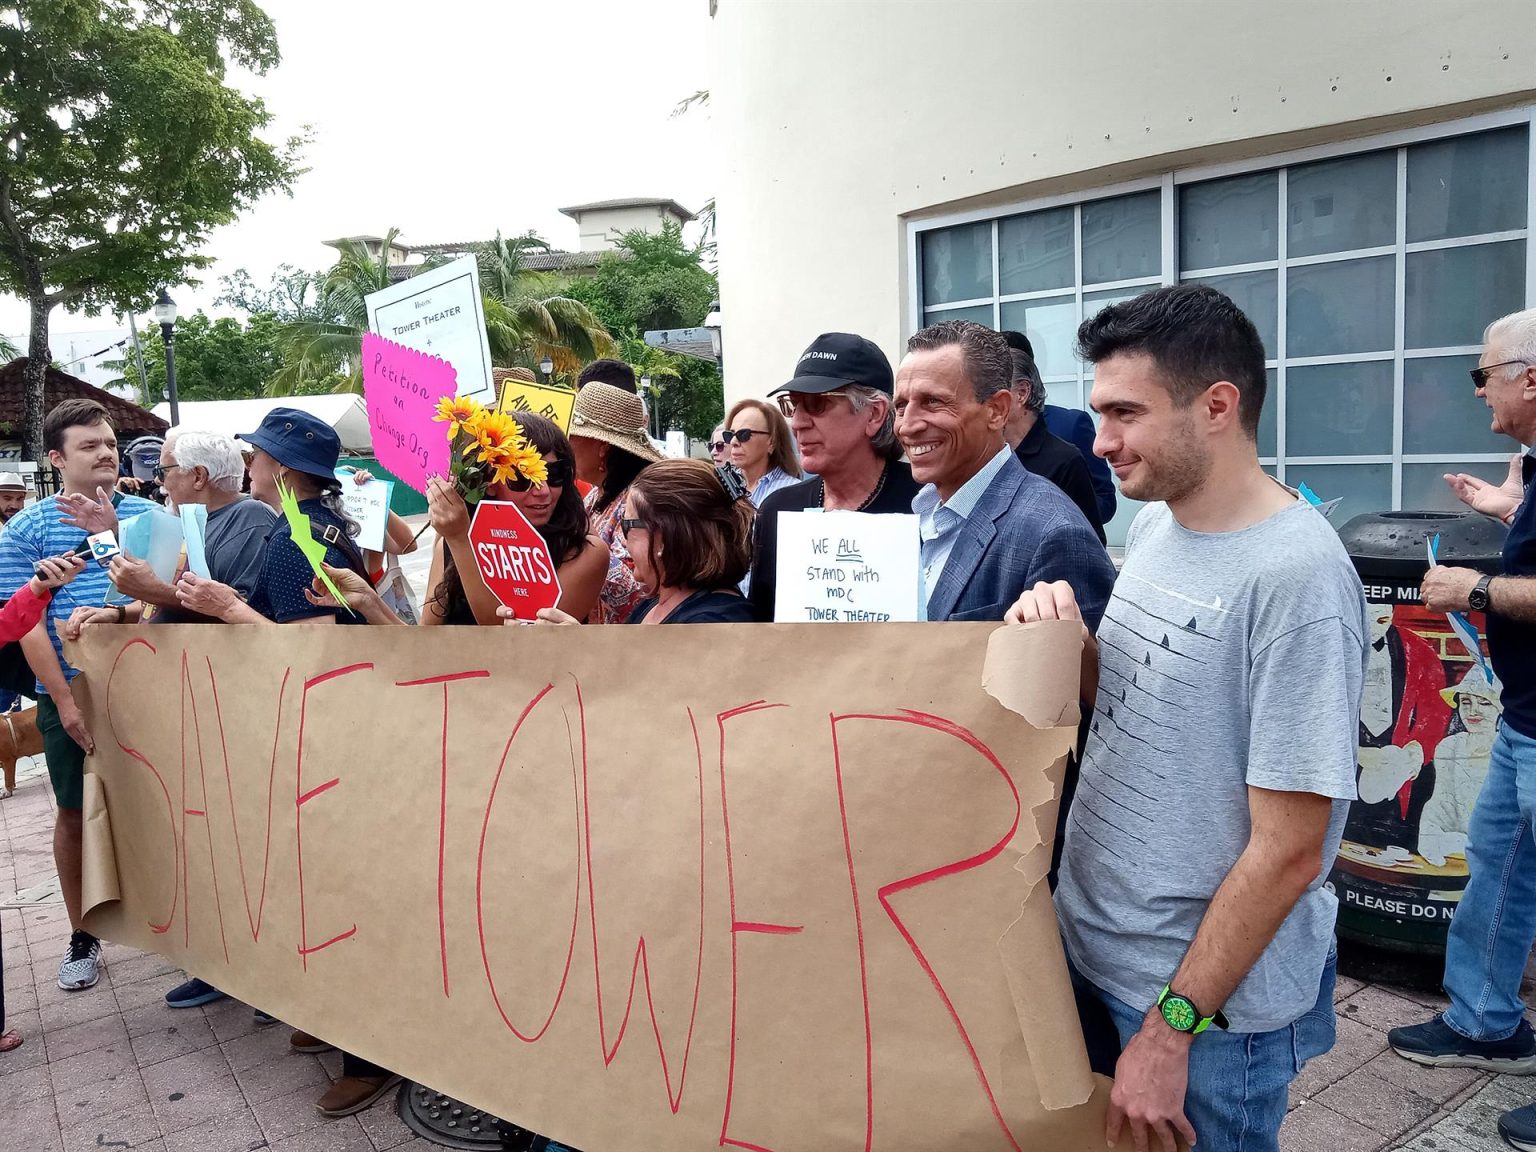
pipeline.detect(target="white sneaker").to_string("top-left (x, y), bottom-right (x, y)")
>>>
top-left (57, 930), bottom-right (102, 991)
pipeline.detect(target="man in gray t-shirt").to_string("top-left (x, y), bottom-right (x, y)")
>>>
top-left (1007, 285), bottom-right (1366, 1152)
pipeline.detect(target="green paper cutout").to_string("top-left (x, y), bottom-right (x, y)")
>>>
top-left (276, 479), bottom-right (356, 615)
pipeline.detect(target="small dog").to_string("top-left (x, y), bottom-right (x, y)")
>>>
top-left (0, 705), bottom-right (44, 798)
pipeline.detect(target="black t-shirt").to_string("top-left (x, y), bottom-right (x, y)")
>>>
top-left (746, 461), bottom-right (923, 622)
top-left (627, 588), bottom-right (755, 624)
top-left (1014, 419), bottom-right (1106, 544)
top-left (1490, 452), bottom-right (1536, 738)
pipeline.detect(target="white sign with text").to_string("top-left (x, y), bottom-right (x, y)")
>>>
top-left (773, 510), bottom-right (921, 623)
top-left (364, 254), bottom-right (495, 402)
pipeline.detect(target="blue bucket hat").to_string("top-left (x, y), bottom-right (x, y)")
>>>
top-left (238, 408), bottom-right (341, 481)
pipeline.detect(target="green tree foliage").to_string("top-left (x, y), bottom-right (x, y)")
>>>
top-left (108, 310), bottom-right (336, 407)
top-left (269, 229), bottom-right (614, 395)
top-left (566, 222), bottom-right (723, 439)
top-left (0, 0), bottom-right (304, 460)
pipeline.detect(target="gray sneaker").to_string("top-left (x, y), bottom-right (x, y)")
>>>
top-left (57, 930), bottom-right (102, 991)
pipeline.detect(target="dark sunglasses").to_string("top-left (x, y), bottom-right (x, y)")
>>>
top-left (708, 440), bottom-right (727, 453)
top-left (722, 428), bottom-right (769, 444)
top-left (503, 459), bottom-right (574, 492)
top-left (776, 390), bottom-right (855, 418)
top-left (619, 517), bottom-right (646, 534)
top-left (1471, 360), bottom-right (1529, 392)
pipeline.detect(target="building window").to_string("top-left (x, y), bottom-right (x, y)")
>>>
top-left (913, 118), bottom-right (1532, 545)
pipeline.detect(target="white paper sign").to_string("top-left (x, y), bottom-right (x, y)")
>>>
top-left (773, 510), bottom-right (921, 623)
top-left (364, 254), bottom-right (495, 402)
top-left (336, 470), bottom-right (392, 552)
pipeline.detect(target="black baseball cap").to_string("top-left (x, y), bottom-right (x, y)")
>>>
top-left (772, 332), bottom-right (894, 397)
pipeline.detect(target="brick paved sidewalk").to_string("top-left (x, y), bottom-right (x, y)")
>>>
top-left (0, 754), bottom-right (435, 1152)
top-left (2, 742), bottom-right (1531, 1152)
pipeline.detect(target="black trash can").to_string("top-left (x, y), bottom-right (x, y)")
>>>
top-left (1331, 510), bottom-right (1507, 954)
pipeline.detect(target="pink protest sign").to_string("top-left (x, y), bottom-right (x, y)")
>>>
top-left (362, 332), bottom-right (455, 494)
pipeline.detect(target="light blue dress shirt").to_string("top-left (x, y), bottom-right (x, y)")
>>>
top-left (912, 445), bottom-right (1013, 616)
top-left (749, 467), bottom-right (799, 508)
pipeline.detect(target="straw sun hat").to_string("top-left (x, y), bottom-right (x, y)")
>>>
top-left (568, 382), bottom-right (663, 463)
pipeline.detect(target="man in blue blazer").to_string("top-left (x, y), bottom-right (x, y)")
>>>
top-left (896, 320), bottom-right (1117, 626)
top-left (1002, 330), bottom-right (1119, 525)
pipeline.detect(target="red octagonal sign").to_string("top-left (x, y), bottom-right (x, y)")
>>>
top-left (467, 499), bottom-right (563, 620)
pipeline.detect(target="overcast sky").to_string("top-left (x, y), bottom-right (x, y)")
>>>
top-left (1, 0), bottom-right (714, 339)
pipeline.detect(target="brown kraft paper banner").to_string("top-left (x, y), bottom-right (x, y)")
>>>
top-left (72, 620), bottom-right (1123, 1151)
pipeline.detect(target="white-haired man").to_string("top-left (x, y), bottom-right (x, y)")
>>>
top-left (66, 428), bottom-right (276, 626)
top-left (1389, 306), bottom-right (1536, 1151)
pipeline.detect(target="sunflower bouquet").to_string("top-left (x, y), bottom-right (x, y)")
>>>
top-left (433, 395), bottom-right (548, 506)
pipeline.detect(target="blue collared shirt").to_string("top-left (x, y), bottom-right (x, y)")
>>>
top-left (913, 445), bottom-right (1013, 615)
top-left (750, 467), bottom-right (799, 508)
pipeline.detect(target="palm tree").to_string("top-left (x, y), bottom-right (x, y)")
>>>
top-left (268, 229), bottom-right (397, 395)
top-left (267, 228), bottom-right (614, 396)
top-left (0, 333), bottom-right (17, 362)
top-left (475, 231), bottom-right (614, 380)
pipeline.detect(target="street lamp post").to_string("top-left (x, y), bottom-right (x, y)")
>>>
top-left (539, 354), bottom-right (554, 383)
top-left (152, 288), bottom-right (180, 426)
top-left (703, 301), bottom-right (723, 372)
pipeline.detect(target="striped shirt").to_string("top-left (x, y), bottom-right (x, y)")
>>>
top-left (0, 493), bottom-right (157, 693)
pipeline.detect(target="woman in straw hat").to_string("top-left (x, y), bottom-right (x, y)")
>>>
top-left (568, 381), bottom-right (663, 624)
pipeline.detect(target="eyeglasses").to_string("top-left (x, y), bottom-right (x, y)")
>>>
top-left (722, 428), bottom-right (769, 444)
top-left (1471, 360), bottom-right (1530, 391)
top-left (708, 441), bottom-right (727, 453)
top-left (503, 459), bottom-right (574, 492)
top-left (619, 517), bottom-right (646, 535)
top-left (776, 391), bottom-right (855, 418)
top-left (151, 464), bottom-right (179, 481)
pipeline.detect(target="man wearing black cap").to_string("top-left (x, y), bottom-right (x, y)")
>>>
top-left (746, 333), bottom-right (921, 621)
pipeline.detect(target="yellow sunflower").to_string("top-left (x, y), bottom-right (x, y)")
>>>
top-left (465, 411), bottom-right (522, 460)
top-left (501, 438), bottom-right (549, 486)
top-left (433, 395), bottom-right (482, 440)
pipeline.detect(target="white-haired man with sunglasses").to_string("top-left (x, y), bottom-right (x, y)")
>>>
top-left (746, 332), bottom-right (922, 621)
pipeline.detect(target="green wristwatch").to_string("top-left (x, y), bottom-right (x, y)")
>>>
top-left (1155, 984), bottom-right (1229, 1035)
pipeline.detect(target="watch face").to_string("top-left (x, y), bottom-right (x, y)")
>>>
top-left (1161, 995), bottom-right (1198, 1032)
top-left (1469, 586), bottom-right (1489, 610)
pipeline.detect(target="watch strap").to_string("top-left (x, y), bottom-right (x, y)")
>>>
top-left (1156, 983), bottom-right (1229, 1034)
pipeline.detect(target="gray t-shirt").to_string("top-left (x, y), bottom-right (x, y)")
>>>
top-left (1056, 497), bottom-right (1367, 1032)
top-left (205, 497), bottom-right (278, 598)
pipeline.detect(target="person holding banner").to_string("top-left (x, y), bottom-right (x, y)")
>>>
top-left (893, 320), bottom-right (1115, 626)
top-left (0, 399), bottom-right (157, 993)
top-left (172, 409), bottom-right (371, 626)
top-left (422, 413), bottom-right (607, 625)
top-left (535, 459), bottom-right (754, 625)
top-left (1008, 285), bottom-right (1365, 1152)
top-left (569, 382), bottom-right (663, 623)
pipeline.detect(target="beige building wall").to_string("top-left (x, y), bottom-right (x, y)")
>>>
top-left (574, 204), bottom-right (681, 251)
top-left (710, 0), bottom-right (1536, 401)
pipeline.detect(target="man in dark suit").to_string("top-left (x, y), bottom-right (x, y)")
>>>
top-left (1006, 349), bottom-right (1105, 543)
top-left (895, 319), bottom-right (1117, 625)
top-left (1001, 329), bottom-right (1118, 524)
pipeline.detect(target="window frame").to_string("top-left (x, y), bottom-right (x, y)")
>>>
top-left (905, 105), bottom-right (1536, 515)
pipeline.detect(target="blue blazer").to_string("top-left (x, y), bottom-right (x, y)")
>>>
top-left (1044, 405), bottom-right (1118, 525)
top-left (925, 453), bottom-right (1119, 627)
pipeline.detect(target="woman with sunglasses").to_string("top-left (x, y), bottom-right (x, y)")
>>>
top-left (530, 460), bottom-right (756, 626)
top-left (723, 398), bottom-right (801, 507)
top-left (421, 413), bottom-right (607, 626)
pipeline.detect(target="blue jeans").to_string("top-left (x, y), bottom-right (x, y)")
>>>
top-left (1443, 722), bottom-right (1536, 1042)
top-left (1071, 951), bottom-right (1336, 1152)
